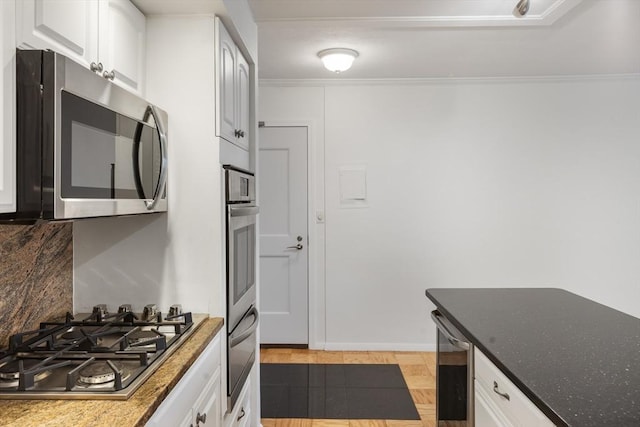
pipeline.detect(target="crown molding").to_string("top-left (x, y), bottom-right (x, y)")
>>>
top-left (259, 73), bottom-right (640, 88)
top-left (254, 0), bottom-right (583, 28)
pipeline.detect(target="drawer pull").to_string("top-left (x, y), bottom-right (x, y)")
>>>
top-left (493, 381), bottom-right (510, 401)
top-left (237, 407), bottom-right (246, 421)
top-left (196, 412), bottom-right (207, 424)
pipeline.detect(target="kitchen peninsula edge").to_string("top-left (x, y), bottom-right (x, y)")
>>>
top-left (425, 288), bottom-right (640, 427)
top-left (0, 317), bottom-right (224, 427)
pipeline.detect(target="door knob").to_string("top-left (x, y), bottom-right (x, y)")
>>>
top-left (286, 243), bottom-right (303, 250)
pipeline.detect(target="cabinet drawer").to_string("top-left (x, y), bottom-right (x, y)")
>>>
top-left (474, 349), bottom-right (555, 427)
top-left (193, 365), bottom-right (222, 427)
top-left (475, 379), bottom-right (512, 427)
top-left (226, 370), bottom-right (251, 427)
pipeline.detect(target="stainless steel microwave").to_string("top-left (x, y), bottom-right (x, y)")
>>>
top-left (2, 49), bottom-right (168, 222)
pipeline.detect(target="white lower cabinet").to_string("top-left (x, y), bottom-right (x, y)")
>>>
top-left (146, 334), bottom-right (222, 427)
top-left (474, 349), bottom-right (555, 427)
top-left (224, 370), bottom-right (252, 427)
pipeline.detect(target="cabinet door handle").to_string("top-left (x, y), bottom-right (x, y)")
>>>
top-left (103, 69), bottom-right (115, 80)
top-left (90, 62), bottom-right (104, 72)
top-left (196, 412), bottom-right (207, 424)
top-left (493, 381), bottom-right (510, 401)
top-left (237, 407), bottom-right (246, 421)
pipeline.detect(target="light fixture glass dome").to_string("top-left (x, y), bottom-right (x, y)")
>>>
top-left (318, 48), bottom-right (359, 73)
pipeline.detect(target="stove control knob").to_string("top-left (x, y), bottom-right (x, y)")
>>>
top-left (143, 304), bottom-right (158, 321)
top-left (92, 304), bottom-right (108, 322)
top-left (169, 304), bottom-right (183, 318)
top-left (118, 304), bottom-right (132, 313)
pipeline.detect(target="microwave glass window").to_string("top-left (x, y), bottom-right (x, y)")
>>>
top-left (60, 91), bottom-right (161, 199)
top-left (233, 223), bottom-right (255, 304)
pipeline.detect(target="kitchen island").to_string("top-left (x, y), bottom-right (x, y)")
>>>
top-left (0, 317), bottom-right (224, 427)
top-left (426, 288), bottom-right (640, 427)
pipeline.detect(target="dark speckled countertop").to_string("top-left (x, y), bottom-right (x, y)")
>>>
top-left (425, 288), bottom-right (640, 427)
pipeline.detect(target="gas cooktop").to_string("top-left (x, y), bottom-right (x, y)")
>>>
top-left (0, 304), bottom-right (206, 400)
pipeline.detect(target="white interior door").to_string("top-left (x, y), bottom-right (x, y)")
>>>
top-left (258, 126), bottom-right (308, 344)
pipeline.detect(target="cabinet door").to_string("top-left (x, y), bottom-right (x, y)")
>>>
top-left (216, 18), bottom-right (237, 144)
top-left (0, 0), bottom-right (16, 213)
top-left (146, 335), bottom-right (222, 427)
top-left (193, 367), bottom-right (222, 427)
top-left (179, 409), bottom-right (194, 427)
top-left (98, 0), bottom-right (145, 94)
top-left (17, 0), bottom-right (99, 69)
top-left (235, 51), bottom-right (250, 150)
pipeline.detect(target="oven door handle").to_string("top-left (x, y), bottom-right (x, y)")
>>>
top-left (431, 310), bottom-right (470, 350)
top-left (144, 104), bottom-right (168, 210)
top-left (229, 206), bottom-right (260, 217)
top-left (230, 307), bottom-right (260, 347)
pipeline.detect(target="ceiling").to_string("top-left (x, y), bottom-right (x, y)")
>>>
top-left (247, 0), bottom-right (640, 80)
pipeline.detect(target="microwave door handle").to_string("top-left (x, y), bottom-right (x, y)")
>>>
top-left (132, 121), bottom-right (146, 199)
top-left (144, 104), bottom-right (168, 210)
top-left (230, 307), bottom-right (260, 347)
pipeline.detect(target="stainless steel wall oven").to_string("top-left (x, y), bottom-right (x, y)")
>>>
top-left (224, 165), bottom-right (259, 411)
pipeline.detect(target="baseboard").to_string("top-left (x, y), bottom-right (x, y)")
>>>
top-left (323, 342), bottom-right (437, 352)
top-left (260, 343), bottom-right (308, 349)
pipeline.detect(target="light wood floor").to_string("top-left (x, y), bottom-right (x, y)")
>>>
top-left (260, 349), bottom-right (438, 427)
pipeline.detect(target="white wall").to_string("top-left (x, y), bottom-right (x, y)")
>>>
top-left (259, 76), bottom-right (640, 350)
top-left (74, 17), bottom-right (224, 316)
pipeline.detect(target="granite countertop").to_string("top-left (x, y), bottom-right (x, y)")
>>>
top-left (0, 317), bottom-right (224, 427)
top-left (425, 288), bottom-right (640, 427)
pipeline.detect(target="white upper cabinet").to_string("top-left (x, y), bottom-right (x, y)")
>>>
top-left (98, 0), bottom-right (145, 94)
top-left (0, 0), bottom-right (16, 214)
top-left (16, 0), bottom-right (145, 95)
top-left (16, 0), bottom-right (99, 69)
top-left (218, 20), bottom-right (237, 144)
top-left (216, 18), bottom-right (250, 151)
top-left (236, 52), bottom-right (250, 150)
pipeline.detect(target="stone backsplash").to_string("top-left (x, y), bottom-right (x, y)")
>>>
top-left (0, 222), bottom-right (73, 348)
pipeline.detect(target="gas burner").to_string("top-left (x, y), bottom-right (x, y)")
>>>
top-left (60, 327), bottom-right (97, 342)
top-left (0, 360), bottom-right (52, 387)
top-left (0, 304), bottom-right (200, 398)
top-left (127, 330), bottom-right (160, 347)
top-left (78, 361), bottom-right (130, 385)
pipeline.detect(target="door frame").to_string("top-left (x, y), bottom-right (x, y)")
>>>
top-left (257, 119), bottom-right (325, 349)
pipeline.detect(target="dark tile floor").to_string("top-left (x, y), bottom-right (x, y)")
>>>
top-left (261, 363), bottom-right (421, 420)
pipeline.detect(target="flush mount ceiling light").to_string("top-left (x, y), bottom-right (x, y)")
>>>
top-left (513, 0), bottom-right (530, 17)
top-left (318, 48), bottom-right (359, 73)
